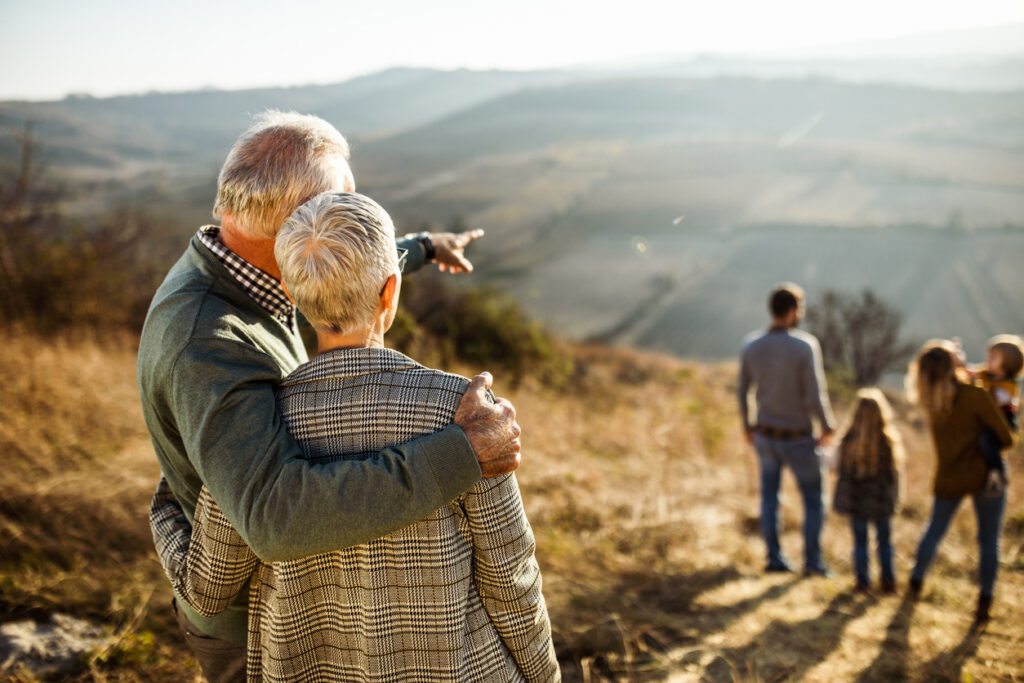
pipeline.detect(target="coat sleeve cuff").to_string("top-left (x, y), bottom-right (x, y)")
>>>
top-left (397, 235), bottom-right (429, 274)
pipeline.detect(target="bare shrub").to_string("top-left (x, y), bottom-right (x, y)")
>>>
top-left (0, 123), bottom-right (164, 334)
top-left (392, 271), bottom-right (575, 388)
top-left (806, 288), bottom-right (916, 387)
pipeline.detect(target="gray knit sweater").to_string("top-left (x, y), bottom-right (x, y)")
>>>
top-left (737, 326), bottom-right (836, 433)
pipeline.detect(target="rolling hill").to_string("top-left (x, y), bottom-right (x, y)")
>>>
top-left (2, 65), bottom-right (1023, 362)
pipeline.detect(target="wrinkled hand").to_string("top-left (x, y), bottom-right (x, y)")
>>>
top-left (431, 229), bottom-right (485, 273)
top-left (454, 372), bottom-right (521, 477)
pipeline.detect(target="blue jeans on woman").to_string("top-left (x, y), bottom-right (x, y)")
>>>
top-left (851, 517), bottom-right (894, 586)
top-left (754, 433), bottom-right (826, 572)
top-left (910, 492), bottom-right (1007, 597)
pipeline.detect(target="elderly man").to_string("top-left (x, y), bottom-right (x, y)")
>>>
top-left (139, 111), bottom-right (520, 681)
top-left (155, 191), bottom-right (559, 681)
top-left (737, 282), bottom-right (836, 576)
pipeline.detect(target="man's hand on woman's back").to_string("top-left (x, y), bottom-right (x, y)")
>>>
top-left (455, 372), bottom-right (522, 477)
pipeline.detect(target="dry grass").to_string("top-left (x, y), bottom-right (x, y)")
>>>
top-left (1, 331), bottom-right (1022, 681)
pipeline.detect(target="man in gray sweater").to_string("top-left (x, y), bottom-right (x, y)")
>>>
top-left (738, 282), bottom-right (836, 575)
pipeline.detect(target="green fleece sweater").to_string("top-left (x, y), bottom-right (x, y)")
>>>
top-left (137, 234), bottom-right (481, 643)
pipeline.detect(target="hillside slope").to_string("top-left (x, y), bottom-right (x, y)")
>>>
top-left (0, 67), bottom-right (584, 174)
top-left (2, 331), bottom-right (1023, 681)
top-left (3, 71), bottom-right (1022, 362)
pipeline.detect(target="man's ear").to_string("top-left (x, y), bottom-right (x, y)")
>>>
top-left (281, 279), bottom-right (296, 305)
top-left (380, 273), bottom-right (400, 311)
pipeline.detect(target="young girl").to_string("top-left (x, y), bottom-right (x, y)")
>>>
top-left (833, 388), bottom-right (903, 594)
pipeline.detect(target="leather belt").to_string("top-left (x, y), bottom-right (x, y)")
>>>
top-left (755, 425), bottom-right (811, 441)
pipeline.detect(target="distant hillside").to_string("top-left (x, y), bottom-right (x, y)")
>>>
top-left (495, 225), bottom-right (1024, 363)
top-left (342, 76), bottom-right (1023, 361)
top-left (360, 76), bottom-right (1024, 167)
top-left (645, 55), bottom-right (1024, 92)
top-left (0, 67), bottom-right (585, 175)
top-left (2, 67), bottom-right (1022, 362)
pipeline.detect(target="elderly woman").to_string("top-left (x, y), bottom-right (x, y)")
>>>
top-left (905, 339), bottom-right (1014, 622)
top-left (152, 191), bottom-right (559, 682)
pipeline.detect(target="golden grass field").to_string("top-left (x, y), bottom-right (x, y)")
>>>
top-left (1, 331), bottom-right (1022, 682)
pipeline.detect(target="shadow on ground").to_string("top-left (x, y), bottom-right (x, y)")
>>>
top-left (557, 566), bottom-right (801, 680)
top-left (700, 589), bottom-right (872, 681)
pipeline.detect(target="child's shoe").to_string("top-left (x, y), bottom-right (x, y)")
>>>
top-left (880, 579), bottom-right (897, 595)
top-left (983, 469), bottom-right (1006, 498)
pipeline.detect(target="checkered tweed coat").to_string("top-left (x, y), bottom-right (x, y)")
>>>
top-left (151, 347), bottom-right (558, 682)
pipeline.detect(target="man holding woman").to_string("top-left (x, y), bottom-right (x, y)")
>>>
top-left (139, 111), bottom-right (533, 680)
top-left (153, 191), bottom-right (557, 680)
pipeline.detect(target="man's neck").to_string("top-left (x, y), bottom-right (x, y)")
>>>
top-left (220, 215), bottom-right (282, 280)
top-left (770, 311), bottom-right (799, 331)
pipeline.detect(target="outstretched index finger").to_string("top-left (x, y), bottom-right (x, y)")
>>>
top-left (455, 228), bottom-right (486, 247)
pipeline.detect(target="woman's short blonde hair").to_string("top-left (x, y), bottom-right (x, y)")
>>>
top-left (275, 192), bottom-right (398, 332)
top-left (214, 111), bottom-right (351, 239)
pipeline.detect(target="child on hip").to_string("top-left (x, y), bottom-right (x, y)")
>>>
top-left (967, 335), bottom-right (1022, 497)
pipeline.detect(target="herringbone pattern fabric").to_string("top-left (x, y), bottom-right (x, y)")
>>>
top-left (154, 347), bottom-right (558, 682)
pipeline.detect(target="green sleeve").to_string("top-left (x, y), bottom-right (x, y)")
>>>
top-left (171, 338), bottom-right (481, 562)
top-left (397, 235), bottom-right (429, 274)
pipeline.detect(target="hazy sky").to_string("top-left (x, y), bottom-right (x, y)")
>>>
top-left (2, 0), bottom-right (1023, 101)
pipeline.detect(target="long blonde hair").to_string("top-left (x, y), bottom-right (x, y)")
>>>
top-left (839, 387), bottom-right (903, 477)
top-left (904, 339), bottom-right (960, 424)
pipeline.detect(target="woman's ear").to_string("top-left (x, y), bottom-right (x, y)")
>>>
top-left (380, 273), bottom-right (401, 311)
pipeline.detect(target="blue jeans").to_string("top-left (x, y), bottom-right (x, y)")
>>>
top-left (754, 434), bottom-right (825, 570)
top-left (910, 493), bottom-right (1007, 597)
top-left (852, 517), bottom-right (894, 586)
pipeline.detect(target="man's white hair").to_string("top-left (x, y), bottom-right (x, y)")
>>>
top-left (214, 111), bottom-right (351, 239)
top-left (275, 191), bottom-right (398, 332)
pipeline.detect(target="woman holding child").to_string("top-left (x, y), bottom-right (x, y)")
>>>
top-left (904, 339), bottom-right (1015, 622)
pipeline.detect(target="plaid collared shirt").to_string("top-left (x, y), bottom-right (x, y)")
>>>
top-left (197, 226), bottom-right (294, 327)
top-left (151, 347), bottom-right (559, 682)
